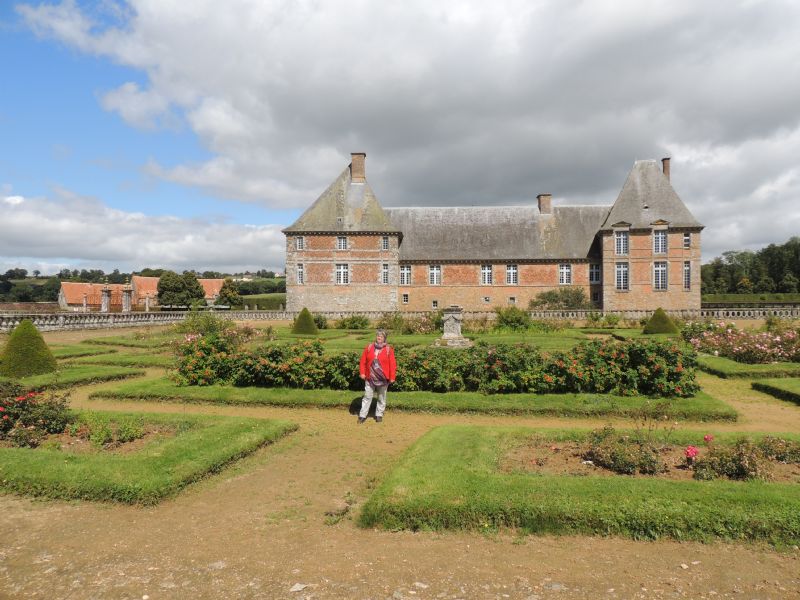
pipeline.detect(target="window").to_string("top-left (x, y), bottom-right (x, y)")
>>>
top-left (653, 230), bottom-right (667, 254)
top-left (296, 236), bottom-right (305, 250)
top-left (589, 264), bottom-right (602, 284)
top-left (432, 300), bottom-right (439, 309)
top-left (683, 233), bottom-right (691, 249)
top-left (335, 264), bottom-right (349, 285)
top-left (481, 264), bottom-right (493, 285)
top-left (296, 264), bottom-right (304, 285)
top-left (592, 291), bottom-right (600, 303)
top-left (654, 261), bottom-right (668, 290)
top-left (615, 231), bottom-right (629, 255)
top-left (402, 293), bottom-right (409, 304)
top-left (336, 236), bottom-right (347, 250)
top-left (559, 264), bottom-right (572, 285)
top-left (483, 296), bottom-right (491, 303)
top-left (381, 263), bottom-right (389, 284)
top-left (683, 261), bottom-right (691, 290)
top-left (615, 263), bottom-right (629, 291)
top-left (429, 265), bottom-right (442, 285)
top-left (506, 264), bottom-right (518, 285)
top-left (381, 236), bottom-right (389, 250)
top-left (400, 265), bottom-right (411, 285)
top-left (509, 297), bottom-right (517, 305)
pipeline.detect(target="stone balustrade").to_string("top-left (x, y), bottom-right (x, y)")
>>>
top-left (2, 307), bottom-right (799, 333)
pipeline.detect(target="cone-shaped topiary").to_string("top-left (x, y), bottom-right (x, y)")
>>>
top-left (291, 307), bottom-right (319, 335)
top-left (0, 319), bottom-right (57, 378)
top-left (643, 307), bottom-right (679, 335)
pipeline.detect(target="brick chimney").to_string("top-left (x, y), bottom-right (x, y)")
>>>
top-left (537, 193), bottom-right (552, 214)
top-left (661, 157), bottom-right (671, 181)
top-left (350, 152), bottom-right (366, 183)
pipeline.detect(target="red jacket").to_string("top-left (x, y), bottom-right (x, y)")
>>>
top-left (359, 343), bottom-right (397, 382)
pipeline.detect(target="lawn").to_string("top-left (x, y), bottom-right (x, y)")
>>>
top-left (752, 379), bottom-right (800, 406)
top-left (0, 411), bottom-right (296, 504)
top-left (697, 354), bottom-right (800, 379)
top-left (359, 425), bottom-right (800, 545)
top-left (84, 333), bottom-right (177, 349)
top-left (51, 345), bottom-right (118, 359)
top-left (66, 352), bottom-right (173, 368)
top-left (1, 365), bottom-right (146, 390)
top-left (89, 378), bottom-right (736, 421)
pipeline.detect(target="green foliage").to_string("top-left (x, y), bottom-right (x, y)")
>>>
top-left (157, 270), bottom-right (206, 307)
top-left (0, 389), bottom-right (71, 447)
top-left (529, 287), bottom-right (591, 310)
top-left (334, 315), bottom-right (370, 330)
top-left (582, 426), bottom-right (666, 475)
top-left (602, 313), bottom-right (621, 328)
top-left (292, 307), bottom-right (319, 334)
top-left (0, 320), bottom-right (57, 378)
top-left (493, 306), bottom-right (530, 330)
top-left (643, 308), bottom-right (679, 334)
top-left (693, 439), bottom-right (773, 481)
top-left (240, 293), bottom-right (286, 310)
top-left (215, 278), bottom-right (242, 307)
top-left (312, 313), bottom-right (328, 329)
top-left (758, 436), bottom-right (800, 463)
top-left (174, 312), bottom-right (234, 337)
top-left (780, 273), bottom-right (799, 293)
top-left (696, 354), bottom-right (800, 379)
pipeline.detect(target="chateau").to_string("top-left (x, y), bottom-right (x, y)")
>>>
top-left (283, 153), bottom-right (703, 313)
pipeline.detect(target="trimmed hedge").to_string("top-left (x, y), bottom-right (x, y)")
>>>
top-left (292, 307), bottom-right (318, 334)
top-left (0, 319), bottom-right (57, 378)
top-left (752, 379), bottom-right (800, 406)
top-left (643, 308), bottom-right (679, 335)
top-left (697, 354), bottom-right (800, 379)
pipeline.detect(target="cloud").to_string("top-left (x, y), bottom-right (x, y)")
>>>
top-left (0, 188), bottom-right (285, 274)
top-left (16, 0), bottom-right (800, 261)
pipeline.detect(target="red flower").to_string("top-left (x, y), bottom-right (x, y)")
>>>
top-left (703, 434), bottom-right (714, 444)
top-left (684, 445), bottom-right (699, 459)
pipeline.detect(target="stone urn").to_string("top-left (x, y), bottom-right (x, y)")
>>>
top-left (436, 305), bottom-right (473, 348)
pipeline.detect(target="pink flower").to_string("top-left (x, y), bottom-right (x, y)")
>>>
top-left (703, 434), bottom-right (714, 444)
top-left (685, 445), bottom-right (699, 459)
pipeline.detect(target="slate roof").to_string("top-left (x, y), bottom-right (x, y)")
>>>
top-left (384, 205), bottom-right (610, 261)
top-left (283, 165), bottom-right (399, 234)
top-left (601, 160), bottom-right (703, 230)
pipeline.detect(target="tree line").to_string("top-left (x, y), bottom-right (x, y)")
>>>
top-left (701, 236), bottom-right (800, 295)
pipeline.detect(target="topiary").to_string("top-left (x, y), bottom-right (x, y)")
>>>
top-left (292, 307), bottom-right (319, 335)
top-left (0, 319), bottom-right (57, 378)
top-left (643, 307), bottom-right (679, 335)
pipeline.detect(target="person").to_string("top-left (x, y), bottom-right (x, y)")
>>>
top-left (358, 329), bottom-right (397, 424)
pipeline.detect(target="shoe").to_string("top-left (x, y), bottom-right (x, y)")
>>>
top-left (375, 416), bottom-right (383, 423)
top-left (357, 417), bottom-right (366, 424)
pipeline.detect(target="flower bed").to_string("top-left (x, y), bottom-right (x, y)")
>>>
top-left (683, 321), bottom-right (800, 364)
top-left (173, 335), bottom-right (701, 398)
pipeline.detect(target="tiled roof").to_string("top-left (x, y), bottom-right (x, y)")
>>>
top-left (131, 276), bottom-right (159, 302)
top-left (199, 279), bottom-right (224, 299)
top-left (59, 282), bottom-right (124, 306)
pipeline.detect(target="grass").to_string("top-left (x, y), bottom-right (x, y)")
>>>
top-left (697, 354), bottom-right (800, 379)
top-left (66, 352), bottom-right (174, 368)
top-left (610, 330), bottom-right (681, 341)
top-left (89, 378), bottom-right (736, 421)
top-left (0, 365), bottom-right (146, 390)
top-left (0, 411), bottom-right (297, 504)
top-left (359, 425), bottom-right (800, 545)
top-left (752, 379), bottom-right (800, 406)
top-left (51, 345), bottom-right (118, 359)
top-left (84, 333), bottom-right (176, 349)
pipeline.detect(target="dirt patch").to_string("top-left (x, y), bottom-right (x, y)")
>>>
top-left (0, 425), bottom-right (175, 454)
top-left (501, 438), bottom-right (800, 483)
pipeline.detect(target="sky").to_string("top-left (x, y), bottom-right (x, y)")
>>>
top-left (1, 0), bottom-right (799, 275)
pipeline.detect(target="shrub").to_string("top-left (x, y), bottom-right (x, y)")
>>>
top-left (174, 312), bottom-right (235, 337)
top-left (0, 319), bottom-right (57, 378)
top-left (8, 424), bottom-right (45, 448)
top-left (335, 315), bottom-right (370, 330)
top-left (643, 308), bottom-right (679, 335)
top-left (375, 312), bottom-right (406, 332)
top-left (312, 313), bottom-right (328, 330)
top-left (493, 306), bottom-right (531, 331)
top-left (292, 308), bottom-right (319, 334)
top-left (582, 426), bottom-right (666, 475)
top-left (685, 321), bottom-right (800, 364)
top-left (0, 389), bottom-right (71, 446)
top-left (215, 278), bottom-right (242, 307)
top-left (462, 315), bottom-right (492, 334)
top-left (529, 287), bottom-right (591, 310)
top-left (758, 436), bottom-right (800, 463)
top-left (172, 331), bottom-right (240, 386)
top-left (585, 312), bottom-right (603, 326)
top-left (693, 439), bottom-right (773, 481)
top-left (116, 416), bottom-right (145, 443)
top-left (602, 314), bottom-right (621, 328)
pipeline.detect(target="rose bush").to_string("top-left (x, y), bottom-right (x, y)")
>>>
top-left (683, 320), bottom-right (800, 364)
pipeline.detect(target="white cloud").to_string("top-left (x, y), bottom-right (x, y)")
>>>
top-left (15, 0), bottom-right (800, 261)
top-left (0, 186), bottom-right (285, 273)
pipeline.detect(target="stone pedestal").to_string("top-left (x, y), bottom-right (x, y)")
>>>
top-left (122, 284), bottom-right (132, 313)
top-left (436, 305), bottom-right (473, 348)
top-left (100, 286), bottom-right (111, 313)
top-left (145, 296), bottom-right (151, 313)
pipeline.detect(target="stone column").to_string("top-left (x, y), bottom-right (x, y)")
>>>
top-left (145, 296), bottom-right (151, 313)
top-left (122, 281), bottom-right (133, 313)
top-left (82, 293), bottom-right (88, 313)
top-left (100, 285), bottom-right (111, 313)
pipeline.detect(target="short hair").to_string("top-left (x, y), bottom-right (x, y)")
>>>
top-left (375, 329), bottom-right (388, 341)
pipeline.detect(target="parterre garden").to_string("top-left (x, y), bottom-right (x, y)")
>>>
top-left (2, 309), bottom-right (800, 545)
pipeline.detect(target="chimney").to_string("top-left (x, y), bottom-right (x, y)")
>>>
top-left (350, 152), bottom-right (366, 183)
top-left (537, 193), bottom-right (552, 214)
top-left (661, 157), bottom-right (671, 181)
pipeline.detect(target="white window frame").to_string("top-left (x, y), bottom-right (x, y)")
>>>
top-left (429, 265), bottom-right (442, 285)
top-left (683, 233), bottom-right (691, 249)
top-left (615, 262), bottom-right (629, 291)
top-left (558, 264), bottom-right (572, 285)
top-left (653, 261), bottom-right (668, 291)
top-left (296, 263), bottom-right (304, 285)
top-left (381, 263), bottom-right (389, 284)
top-left (402, 293), bottom-right (409, 304)
top-left (653, 230), bottom-right (667, 254)
top-left (296, 236), bottom-right (305, 250)
top-left (615, 231), bottom-right (629, 256)
top-left (335, 263), bottom-right (349, 285)
top-left (589, 263), bottom-right (602, 284)
top-left (400, 265), bottom-right (411, 286)
top-left (481, 264), bottom-right (493, 285)
top-left (683, 261), bottom-right (691, 290)
top-left (381, 236), bottom-right (389, 250)
top-left (506, 264), bottom-right (518, 285)
top-left (336, 236), bottom-right (347, 250)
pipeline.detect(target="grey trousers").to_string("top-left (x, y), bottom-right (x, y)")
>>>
top-left (359, 380), bottom-right (388, 418)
